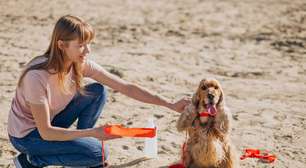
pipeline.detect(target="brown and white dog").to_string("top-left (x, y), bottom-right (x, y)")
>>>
top-left (176, 79), bottom-right (238, 168)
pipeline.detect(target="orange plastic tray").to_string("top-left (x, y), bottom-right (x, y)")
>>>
top-left (104, 125), bottom-right (156, 138)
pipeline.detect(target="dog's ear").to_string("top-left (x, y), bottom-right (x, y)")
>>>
top-left (192, 92), bottom-right (200, 107)
top-left (217, 82), bottom-right (224, 106)
top-left (192, 85), bottom-right (202, 108)
top-left (192, 79), bottom-right (206, 107)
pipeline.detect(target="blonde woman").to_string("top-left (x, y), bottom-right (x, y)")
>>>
top-left (7, 15), bottom-right (189, 168)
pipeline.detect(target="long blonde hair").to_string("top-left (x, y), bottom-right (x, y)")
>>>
top-left (18, 15), bottom-right (95, 94)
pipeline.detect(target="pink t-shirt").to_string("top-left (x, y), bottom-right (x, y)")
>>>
top-left (7, 57), bottom-right (104, 138)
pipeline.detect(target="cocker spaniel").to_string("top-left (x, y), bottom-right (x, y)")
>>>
top-left (176, 79), bottom-right (238, 168)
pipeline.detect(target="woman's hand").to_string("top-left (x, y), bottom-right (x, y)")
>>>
top-left (170, 97), bottom-right (191, 113)
top-left (92, 125), bottom-right (122, 141)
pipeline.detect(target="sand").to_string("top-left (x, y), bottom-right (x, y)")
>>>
top-left (0, 0), bottom-right (305, 167)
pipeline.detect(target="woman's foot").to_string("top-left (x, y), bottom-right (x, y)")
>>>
top-left (13, 153), bottom-right (42, 168)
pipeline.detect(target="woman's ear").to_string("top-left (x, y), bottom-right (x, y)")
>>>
top-left (57, 40), bottom-right (65, 50)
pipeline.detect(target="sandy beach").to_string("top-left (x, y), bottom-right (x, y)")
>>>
top-left (0, 0), bottom-right (306, 167)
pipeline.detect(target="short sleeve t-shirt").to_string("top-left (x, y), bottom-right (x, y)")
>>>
top-left (7, 57), bottom-right (104, 138)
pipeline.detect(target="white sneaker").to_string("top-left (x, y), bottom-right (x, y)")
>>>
top-left (13, 153), bottom-right (41, 168)
top-left (13, 156), bottom-right (23, 168)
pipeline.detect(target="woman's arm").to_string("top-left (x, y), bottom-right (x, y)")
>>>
top-left (30, 102), bottom-right (119, 141)
top-left (92, 67), bottom-right (190, 113)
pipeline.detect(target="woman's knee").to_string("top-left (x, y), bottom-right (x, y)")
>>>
top-left (79, 138), bottom-right (109, 163)
top-left (85, 83), bottom-right (107, 99)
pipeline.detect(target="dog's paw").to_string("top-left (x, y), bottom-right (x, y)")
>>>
top-left (176, 108), bottom-right (197, 132)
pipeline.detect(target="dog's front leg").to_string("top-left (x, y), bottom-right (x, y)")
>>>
top-left (176, 104), bottom-right (197, 132)
top-left (182, 146), bottom-right (193, 168)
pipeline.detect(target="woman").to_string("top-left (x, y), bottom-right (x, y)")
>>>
top-left (7, 15), bottom-right (189, 168)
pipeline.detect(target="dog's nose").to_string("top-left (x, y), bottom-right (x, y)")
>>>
top-left (208, 94), bottom-right (214, 100)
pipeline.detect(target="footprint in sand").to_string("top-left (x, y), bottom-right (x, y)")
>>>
top-left (154, 114), bottom-right (164, 119)
top-left (126, 121), bottom-right (133, 125)
top-left (137, 146), bottom-right (143, 151)
top-left (273, 113), bottom-right (287, 122)
top-left (122, 145), bottom-right (129, 150)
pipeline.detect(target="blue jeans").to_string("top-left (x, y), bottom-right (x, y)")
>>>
top-left (9, 83), bottom-right (109, 167)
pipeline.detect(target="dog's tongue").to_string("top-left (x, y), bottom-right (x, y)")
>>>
top-left (207, 104), bottom-right (217, 116)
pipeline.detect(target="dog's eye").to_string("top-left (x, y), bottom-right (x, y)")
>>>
top-left (201, 85), bottom-right (207, 90)
top-left (214, 86), bottom-right (219, 89)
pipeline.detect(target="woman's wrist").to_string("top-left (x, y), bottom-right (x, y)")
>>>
top-left (164, 102), bottom-right (175, 111)
top-left (85, 128), bottom-right (98, 138)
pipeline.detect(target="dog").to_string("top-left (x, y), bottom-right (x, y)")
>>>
top-left (176, 79), bottom-right (238, 168)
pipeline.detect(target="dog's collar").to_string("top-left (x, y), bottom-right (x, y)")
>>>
top-left (192, 110), bottom-right (217, 128)
top-left (199, 110), bottom-right (216, 117)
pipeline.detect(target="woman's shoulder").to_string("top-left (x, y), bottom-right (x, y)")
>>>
top-left (83, 58), bottom-right (96, 66)
top-left (19, 70), bottom-right (49, 90)
top-left (23, 69), bottom-right (49, 82)
top-left (24, 56), bottom-right (50, 77)
top-left (84, 59), bottom-right (105, 69)
top-left (81, 59), bottom-right (105, 78)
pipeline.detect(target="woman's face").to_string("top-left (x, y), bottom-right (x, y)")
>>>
top-left (63, 39), bottom-right (91, 64)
